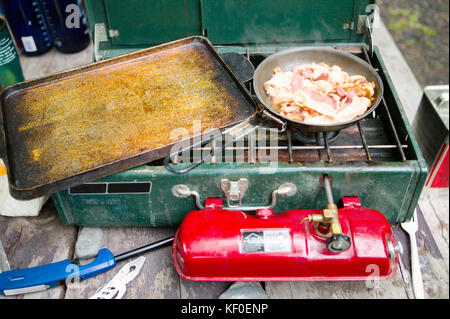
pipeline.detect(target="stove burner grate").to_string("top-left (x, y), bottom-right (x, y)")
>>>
top-left (163, 45), bottom-right (410, 166)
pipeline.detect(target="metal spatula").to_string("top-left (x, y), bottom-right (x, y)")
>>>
top-left (401, 209), bottom-right (425, 299)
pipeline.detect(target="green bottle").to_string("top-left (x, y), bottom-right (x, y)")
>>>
top-left (0, 15), bottom-right (24, 89)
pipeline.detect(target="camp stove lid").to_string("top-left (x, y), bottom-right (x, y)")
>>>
top-left (201, 0), bottom-right (373, 45)
top-left (86, 0), bottom-right (377, 59)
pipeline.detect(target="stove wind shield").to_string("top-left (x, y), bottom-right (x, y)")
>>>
top-left (50, 0), bottom-right (427, 228)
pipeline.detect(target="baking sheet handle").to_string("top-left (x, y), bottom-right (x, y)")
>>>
top-left (164, 111), bottom-right (288, 174)
top-left (164, 119), bottom-right (259, 174)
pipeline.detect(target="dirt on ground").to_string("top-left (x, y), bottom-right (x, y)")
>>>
top-left (377, 0), bottom-right (449, 88)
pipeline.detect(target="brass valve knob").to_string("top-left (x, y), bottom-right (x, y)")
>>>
top-left (306, 174), bottom-right (352, 253)
top-left (306, 204), bottom-right (351, 253)
top-left (327, 234), bottom-right (352, 253)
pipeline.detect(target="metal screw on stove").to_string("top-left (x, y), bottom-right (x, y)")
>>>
top-left (275, 183), bottom-right (297, 197)
top-left (436, 92), bottom-right (449, 108)
top-left (307, 175), bottom-right (351, 253)
top-left (387, 240), bottom-right (404, 261)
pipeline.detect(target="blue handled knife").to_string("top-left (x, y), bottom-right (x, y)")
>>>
top-left (0, 236), bottom-right (174, 296)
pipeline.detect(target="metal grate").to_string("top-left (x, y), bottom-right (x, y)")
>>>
top-left (189, 121), bottom-right (409, 164)
top-left (361, 46), bottom-right (407, 162)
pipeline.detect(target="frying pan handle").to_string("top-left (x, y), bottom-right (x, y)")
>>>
top-left (261, 110), bottom-right (288, 133)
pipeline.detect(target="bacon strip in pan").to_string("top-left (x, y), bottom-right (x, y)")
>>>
top-left (264, 62), bottom-right (375, 124)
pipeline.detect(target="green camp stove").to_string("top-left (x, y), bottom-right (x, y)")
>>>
top-left (51, 0), bottom-right (427, 226)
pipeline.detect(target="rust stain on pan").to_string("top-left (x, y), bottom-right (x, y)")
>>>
top-left (4, 40), bottom-right (252, 190)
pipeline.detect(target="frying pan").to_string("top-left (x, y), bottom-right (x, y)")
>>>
top-left (164, 47), bottom-right (384, 174)
top-left (253, 47), bottom-right (384, 133)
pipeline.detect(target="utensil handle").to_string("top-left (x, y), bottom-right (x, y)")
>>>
top-left (0, 248), bottom-right (116, 296)
top-left (410, 235), bottom-right (425, 299)
top-left (114, 236), bottom-right (174, 262)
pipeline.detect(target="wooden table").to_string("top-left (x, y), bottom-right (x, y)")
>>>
top-left (0, 40), bottom-right (448, 299)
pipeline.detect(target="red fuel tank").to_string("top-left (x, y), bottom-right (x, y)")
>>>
top-left (172, 198), bottom-right (401, 281)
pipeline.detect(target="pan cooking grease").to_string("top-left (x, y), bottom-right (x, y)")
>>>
top-left (169, 120), bottom-right (279, 165)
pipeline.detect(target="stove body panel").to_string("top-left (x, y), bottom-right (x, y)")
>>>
top-left (53, 161), bottom-right (424, 226)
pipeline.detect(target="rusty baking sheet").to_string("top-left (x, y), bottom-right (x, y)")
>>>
top-left (0, 36), bottom-right (256, 200)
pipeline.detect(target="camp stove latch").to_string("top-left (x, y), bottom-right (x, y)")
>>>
top-left (220, 178), bottom-right (248, 208)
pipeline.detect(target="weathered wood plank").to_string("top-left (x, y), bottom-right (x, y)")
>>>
top-left (393, 218), bottom-right (443, 299)
top-left (64, 226), bottom-right (180, 299)
top-left (0, 45), bottom-right (91, 299)
top-left (265, 282), bottom-right (293, 299)
top-left (398, 241), bottom-right (449, 299)
top-left (19, 44), bottom-right (94, 80)
top-left (418, 246), bottom-right (449, 299)
top-left (400, 200), bottom-right (449, 299)
top-left (426, 189), bottom-right (449, 246)
top-left (180, 279), bottom-right (230, 299)
top-left (419, 198), bottom-right (449, 299)
top-left (0, 235), bottom-right (10, 272)
top-left (285, 269), bottom-right (408, 299)
top-left (418, 200), bottom-right (449, 268)
top-left (397, 257), bottom-right (413, 299)
top-left (0, 200), bottom-right (77, 299)
top-left (266, 229), bottom-right (409, 299)
top-left (0, 234), bottom-right (14, 300)
top-left (266, 264), bottom-right (408, 299)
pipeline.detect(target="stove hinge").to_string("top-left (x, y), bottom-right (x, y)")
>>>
top-left (93, 23), bottom-right (108, 62)
top-left (357, 15), bottom-right (369, 34)
top-left (356, 4), bottom-right (380, 57)
top-left (356, 15), bottom-right (375, 58)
